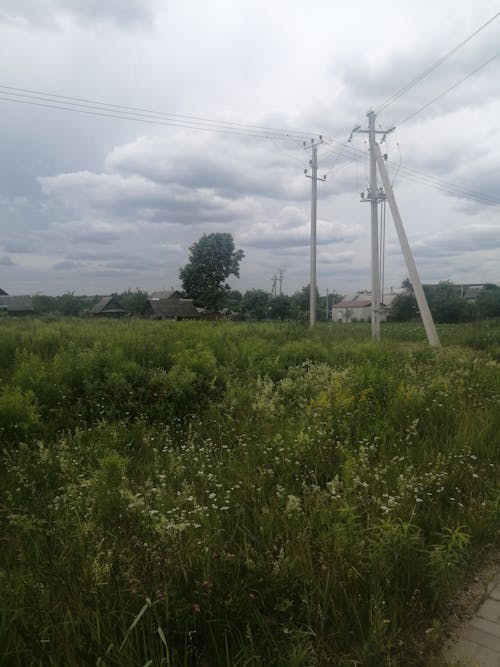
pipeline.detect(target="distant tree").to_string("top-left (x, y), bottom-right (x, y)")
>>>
top-left (401, 277), bottom-right (413, 292)
top-left (119, 289), bottom-right (149, 315)
top-left (268, 294), bottom-right (291, 320)
top-left (290, 284), bottom-right (320, 321)
top-left (179, 233), bottom-right (244, 310)
top-left (476, 284), bottom-right (500, 318)
top-left (223, 289), bottom-right (243, 312)
top-left (388, 292), bottom-right (418, 321)
top-left (242, 289), bottom-right (270, 320)
top-left (32, 294), bottom-right (58, 315)
top-left (425, 281), bottom-right (473, 323)
top-left (57, 292), bottom-right (86, 316)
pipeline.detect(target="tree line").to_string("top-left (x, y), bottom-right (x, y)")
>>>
top-left (389, 280), bottom-right (500, 323)
top-left (30, 233), bottom-right (499, 323)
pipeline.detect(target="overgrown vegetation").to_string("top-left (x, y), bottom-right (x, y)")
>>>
top-left (1, 318), bottom-right (499, 665)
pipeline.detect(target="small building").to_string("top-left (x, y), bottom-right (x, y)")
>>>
top-left (89, 296), bottom-right (126, 318)
top-left (332, 291), bottom-right (398, 323)
top-left (144, 297), bottom-right (200, 320)
top-left (0, 295), bottom-right (34, 316)
top-left (0, 288), bottom-right (8, 296)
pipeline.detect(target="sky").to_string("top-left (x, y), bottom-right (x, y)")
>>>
top-left (0, 0), bottom-right (499, 297)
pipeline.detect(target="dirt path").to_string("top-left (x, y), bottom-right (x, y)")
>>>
top-left (428, 552), bottom-right (500, 666)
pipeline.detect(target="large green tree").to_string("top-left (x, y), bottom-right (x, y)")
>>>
top-left (179, 233), bottom-right (244, 310)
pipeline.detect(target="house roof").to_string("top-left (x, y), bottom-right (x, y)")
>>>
top-left (149, 290), bottom-right (182, 300)
top-left (0, 288), bottom-right (8, 295)
top-left (146, 297), bottom-right (199, 319)
top-left (89, 296), bottom-right (125, 314)
top-left (333, 299), bottom-right (371, 308)
top-left (0, 295), bottom-right (33, 312)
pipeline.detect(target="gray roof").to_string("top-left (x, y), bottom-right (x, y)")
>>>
top-left (333, 299), bottom-right (371, 309)
top-left (89, 296), bottom-right (125, 314)
top-left (145, 298), bottom-right (199, 319)
top-left (0, 288), bottom-right (7, 295)
top-left (0, 295), bottom-right (33, 312)
top-left (149, 290), bottom-right (182, 300)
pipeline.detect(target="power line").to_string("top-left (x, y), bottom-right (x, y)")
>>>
top-left (375, 9), bottom-right (500, 114)
top-left (0, 83), bottom-right (317, 141)
top-left (396, 48), bottom-right (500, 126)
top-left (323, 138), bottom-right (500, 206)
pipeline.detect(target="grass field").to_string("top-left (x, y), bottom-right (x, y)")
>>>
top-left (1, 318), bottom-right (499, 665)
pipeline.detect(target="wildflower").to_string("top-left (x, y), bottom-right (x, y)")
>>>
top-left (192, 602), bottom-right (201, 614)
top-left (285, 494), bottom-right (302, 515)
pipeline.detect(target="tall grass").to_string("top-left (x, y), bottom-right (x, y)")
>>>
top-left (1, 318), bottom-right (499, 665)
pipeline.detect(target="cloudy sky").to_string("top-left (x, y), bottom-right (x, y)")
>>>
top-left (0, 0), bottom-right (499, 297)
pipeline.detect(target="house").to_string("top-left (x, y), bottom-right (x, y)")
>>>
top-left (332, 291), bottom-right (399, 323)
top-left (0, 295), bottom-right (34, 315)
top-left (89, 296), bottom-right (126, 318)
top-left (144, 297), bottom-right (200, 320)
top-left (0, 288), bottom-right (8, 296)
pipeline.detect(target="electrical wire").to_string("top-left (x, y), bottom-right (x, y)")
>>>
top-left (396, 48), bottom-right (500, 126)
top-left (324, 138), bottom-right (500, 206)
top-left (0, 84), bottom-right (318, 142)
top-left (375, 9), bottom-right (500, 114)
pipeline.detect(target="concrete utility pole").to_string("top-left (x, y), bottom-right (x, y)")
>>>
top-left (304, 138), bottom-right (326, 328)
top-left (351, 111), bottom-right (394, 340)
top-left (368, 111), bottom-right (380, 340)
top-left (374, 143), bottom-right (441, 347)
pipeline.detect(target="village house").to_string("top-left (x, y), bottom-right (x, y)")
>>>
top-left (0, 293), bottom-right (34, 316)
top-left (332, 291), bottom-right (399, 323)
top-left (144, 291), bottom-right (199, 320)
top-left (89, 296), bottom-right (126, 318)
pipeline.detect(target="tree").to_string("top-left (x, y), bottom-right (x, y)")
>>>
top-left (425, 281), bottom-right (472, 323)
top-left (476, 284), bottom-right (500, 319)
top-left (269, 294), bottom-right (291, 320)
top-left (119, 289), bottom-right (149, 315)
top-left (290, 284), bottom-right (320, 321)
top-left (242, 289), bottom-right (270, 320)
top-left (223, 289), bottom-right (243, 312)
top-left (179, 233), bottom-right (244, 310)
top-left (388, 292), bottom-right (418, 321)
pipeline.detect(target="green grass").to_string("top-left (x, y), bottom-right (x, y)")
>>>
top-left (1, 318), bottom-right (499, 665)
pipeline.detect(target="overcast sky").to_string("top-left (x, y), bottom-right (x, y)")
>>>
top-left (1, 0), bottom-right (499, 297)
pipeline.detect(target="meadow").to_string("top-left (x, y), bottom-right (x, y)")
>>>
top-left (1, 318), bottom-right (499, 666)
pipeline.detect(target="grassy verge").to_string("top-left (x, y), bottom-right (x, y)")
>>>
top-left (1, 318), bottom-right (499, 665)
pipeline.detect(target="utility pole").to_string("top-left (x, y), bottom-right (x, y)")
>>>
top-left (278, 268), bottom-right (284, 295)
top-left (271, 273), bottom-right (277, 297)
top-left (374, 144), bottom-right (440, 347)
top-left (351, 111), bottom-right (394, 340)
top-left (304, 138), bottom-right (326, 328)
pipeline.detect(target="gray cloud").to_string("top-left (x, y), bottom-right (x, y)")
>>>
top-left (0, 255), bottom-right (15, 265)
top-left (53, 260), bottom-right (84, 270)
top-left (1, 0), bottom-right (499, 295)
top-left (0, 0), bottom-right (158, 27)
